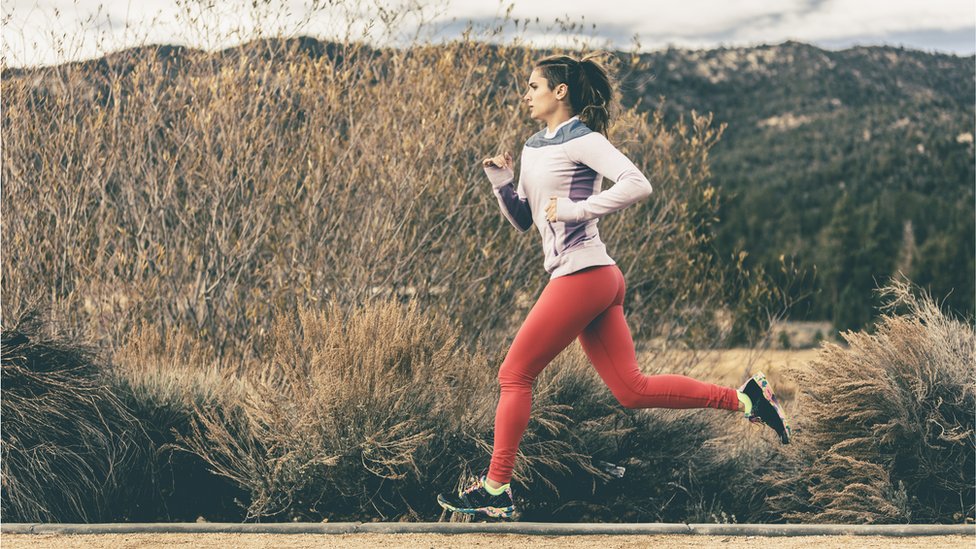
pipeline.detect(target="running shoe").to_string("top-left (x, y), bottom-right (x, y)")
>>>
top-left (437, 474), bottom-right (516, 519)
top-left (739, 371), bottom-right (792, 444)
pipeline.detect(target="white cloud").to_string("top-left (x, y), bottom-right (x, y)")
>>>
top-left (2, 0), bottom-right (973, 68)
top-left (732, 0), bottom-right (974, 41)
top-left (436, 0), bottom-right (975, 51)
top-left (435, 0), bottom-right (810, 36)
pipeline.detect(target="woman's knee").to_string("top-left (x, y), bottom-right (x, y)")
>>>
top-left (497, 361), bottom-right (534, 389)
top-left (614, 391), bottom-right (643, 409)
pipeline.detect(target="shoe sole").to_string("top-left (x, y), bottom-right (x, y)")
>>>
top-left (740, 371), bottom-right (792, 444)
top-left (437, 494), bottom-right (515, 519)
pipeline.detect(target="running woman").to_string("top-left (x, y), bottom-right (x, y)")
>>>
top-left (436, 53), bottom-right (791, 521)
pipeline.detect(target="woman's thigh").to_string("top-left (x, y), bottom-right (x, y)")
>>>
top-left (502, 265), bottom-right (620, 381)
top-left (576, 266), bottom-right (642, 395)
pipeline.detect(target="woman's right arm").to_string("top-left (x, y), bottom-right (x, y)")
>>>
top-left (554, 133), bottom-right (653, 224)
top-left (484, 153), bottom-right (532, 233)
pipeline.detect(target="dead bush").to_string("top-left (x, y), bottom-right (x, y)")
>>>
top-left (763, 278), bottom-right (975, 523)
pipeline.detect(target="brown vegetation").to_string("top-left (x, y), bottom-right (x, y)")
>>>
top-left (0, 311), bottom-right (141, 522)
top-left (2, 2), bottom-right (970, 525)
top-left (3, 282), bottom-right (970, 523)
top-left (763, 278), bottom-right (975, 523)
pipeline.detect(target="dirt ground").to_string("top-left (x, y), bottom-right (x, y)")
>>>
top-left (2, 533), bottom-right (972, 549)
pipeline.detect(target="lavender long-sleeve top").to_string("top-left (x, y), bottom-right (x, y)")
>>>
top-left (484, 116), bottom-right (653, 278)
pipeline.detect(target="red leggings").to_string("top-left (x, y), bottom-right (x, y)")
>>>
top-left (487, 264), bottom-right (740, 485)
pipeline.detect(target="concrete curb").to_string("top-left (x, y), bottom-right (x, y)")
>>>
top-left (2, 523), bottom-right (973, 536)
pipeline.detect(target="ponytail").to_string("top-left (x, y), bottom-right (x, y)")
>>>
top-left (534, 52), bottom-right (615, 136)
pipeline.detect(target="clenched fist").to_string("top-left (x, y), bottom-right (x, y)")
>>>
top-left (483, 152), bottom-right (513, 170)
top-left (482, 152), bottom-right (514, 189)
top-left (546, 197), bottom-right (557, 222)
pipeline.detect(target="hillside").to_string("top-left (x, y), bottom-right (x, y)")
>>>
top-left (621, 41), bottom-right (975, 328)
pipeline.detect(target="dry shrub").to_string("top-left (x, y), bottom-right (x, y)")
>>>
top-left (0, 310), bottom-right (144, 522)
top-left (108, 323), bottom-right (250, 520)
top-left (763, 278), bottom-right (975, 523)
top-left (0, 298), bottom-right (784, 523)
top-left (172, 298), bottom-right (781, 522)
top-left (177, 297), bottom-right (500, 520)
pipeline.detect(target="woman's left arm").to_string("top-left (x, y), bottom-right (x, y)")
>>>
top-left (553, 132), bottom-right (653, 223)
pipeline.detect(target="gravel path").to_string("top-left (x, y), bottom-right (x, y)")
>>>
top-left (2, 533), bottom-right (973, 548)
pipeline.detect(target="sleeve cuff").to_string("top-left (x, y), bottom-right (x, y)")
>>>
top-left (484, 165), bottom-right (515, 189)
top-left (555, 197), bottom-right (582, 223)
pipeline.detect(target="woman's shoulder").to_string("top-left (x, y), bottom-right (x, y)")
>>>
top-left (523, 128), bottom-right (547, 148)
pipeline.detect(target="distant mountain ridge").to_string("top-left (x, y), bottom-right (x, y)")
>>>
top-left (621, 41), bottom-right (974, 328)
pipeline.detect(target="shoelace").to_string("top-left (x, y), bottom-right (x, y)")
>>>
top-left (461, 478), bottom-right (486, 495)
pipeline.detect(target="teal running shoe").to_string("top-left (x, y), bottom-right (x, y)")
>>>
top-left (437, 474), bottom-right (516, 520)
top-left (740, 371), bottom-right (792, 444)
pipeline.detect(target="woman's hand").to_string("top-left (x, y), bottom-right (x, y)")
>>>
top-left (482, 152), bottom-right (515, 189)
top-left (546, 196), bottom-right (557, 222)
top-left (483, 152), bottom-right (513, 170)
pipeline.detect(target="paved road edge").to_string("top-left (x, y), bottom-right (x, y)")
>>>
top-left (2, 523), bottom-right (974, 536)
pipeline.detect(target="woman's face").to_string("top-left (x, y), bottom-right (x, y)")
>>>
top-left (523, 68), bottom-right (567, 122)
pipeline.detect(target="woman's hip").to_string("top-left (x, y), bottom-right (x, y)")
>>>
top-left (540, 263), bottom-right (624, 308)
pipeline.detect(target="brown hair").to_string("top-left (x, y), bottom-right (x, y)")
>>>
top-left (533, 52), bottom-right (615, 136)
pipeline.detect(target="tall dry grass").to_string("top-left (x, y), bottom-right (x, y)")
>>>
top-left (3, 297), bottom-right (779, 523)
top-left (2, 7), bottom-right (774, 364)
top-left (108, 322), bottom-right (250, 520)
top-left (763, 278), bottom-right (975, 523)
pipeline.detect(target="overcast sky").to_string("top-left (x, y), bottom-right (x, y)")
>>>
top-left (3, 0), bottom-right (974, 68)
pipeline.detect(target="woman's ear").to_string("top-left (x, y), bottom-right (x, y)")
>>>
top-left (556, 83), bottom-right (568, 100)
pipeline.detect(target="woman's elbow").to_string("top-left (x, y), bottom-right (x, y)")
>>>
top-left (637, 177), bottom-right (653, 199)
top-left (623, 170), bottom-right (653, 199)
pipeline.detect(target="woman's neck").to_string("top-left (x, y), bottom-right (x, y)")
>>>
top-left (545, 114), bottom-right (578, 136)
